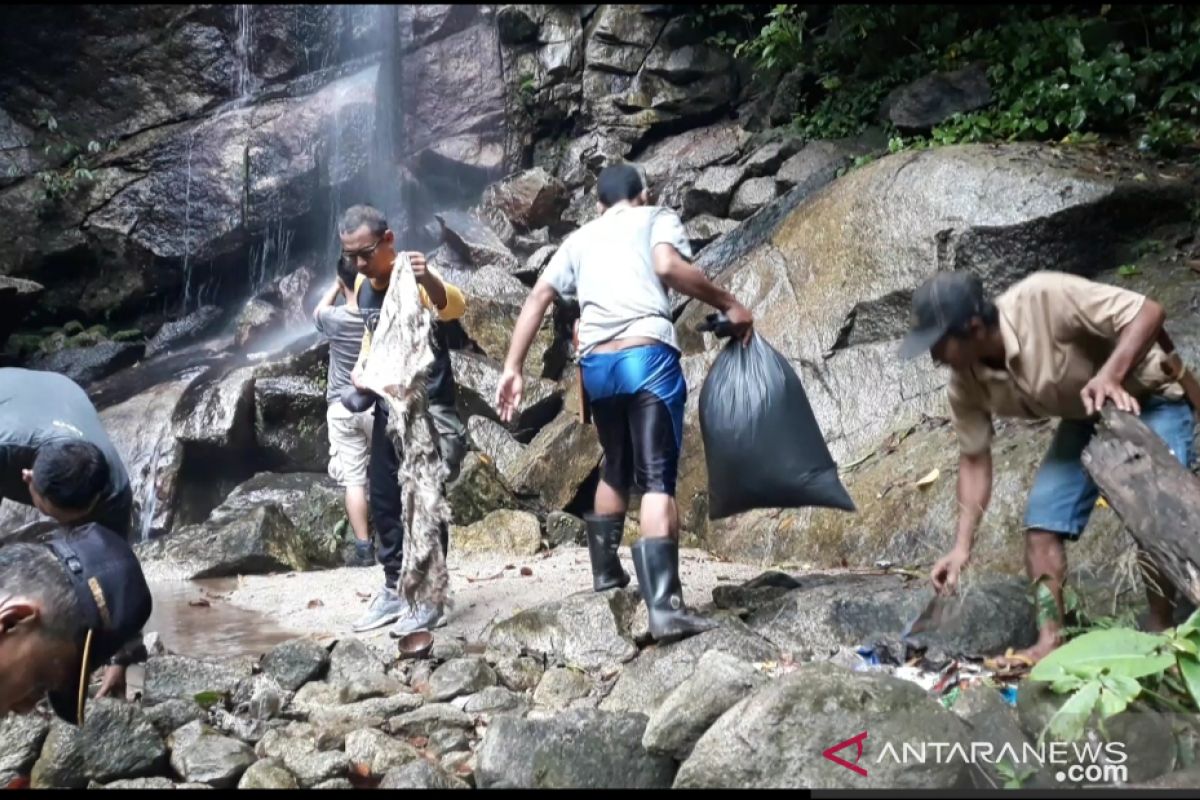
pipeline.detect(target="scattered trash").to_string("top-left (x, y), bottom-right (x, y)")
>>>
top-left (915, 468), bottom-right (940, 490)
top-left (187, 599), bottom-right (211, 608)
top-left (1096, 496), bottom-right (1109, 508)
top-left (940, 685), bottom-right (961, 709)
top-left (465, 571), bottom-right (505, 583)
top-left (397, 630), bottom-right (434, 660)
top-left (998, 684), bottom-right (1018, 706)
top-left (875, 560), bottom-right (894, 570)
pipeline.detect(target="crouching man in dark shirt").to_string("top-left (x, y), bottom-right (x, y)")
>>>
top-left (0, 368), bottom-right (138, 698)
top-left (0, 523), bottom-right (152, 725)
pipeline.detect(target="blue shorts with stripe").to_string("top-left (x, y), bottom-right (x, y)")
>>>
top-left (580, 343), bottom-right (686, 496)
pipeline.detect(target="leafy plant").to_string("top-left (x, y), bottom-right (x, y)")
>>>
top-left (708, 5), bottom-right (1200, 157)
top-left (734, 5), bottom-right (808, 75)
top-left (193, 690), bottom-right (226, 710)
top-left (1117, 264), bottom-right (1141, 278)
top-left (23, 107), bottom-right (123, 203)
top-left (996, 758), bottom-right (1038, 789)
top-left (1028, 608), bottom-right (1200, 743)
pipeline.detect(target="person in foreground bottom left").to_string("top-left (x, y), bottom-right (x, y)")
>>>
top-left (0, 522), bottom-right (152, 724)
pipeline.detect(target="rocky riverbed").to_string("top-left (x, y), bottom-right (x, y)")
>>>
top-left (5, 555), bottom-right (1199, 790)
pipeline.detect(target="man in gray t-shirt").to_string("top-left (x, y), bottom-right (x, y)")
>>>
top-left (496, 163), bottom-right (754, 645)
top-left (313, 260), bottom-right (375, 566)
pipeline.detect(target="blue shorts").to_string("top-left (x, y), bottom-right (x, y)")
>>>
top-left (1025, 395), bottom-right (1195, 538)
top-left (580, 343), bottom-right (686, 496)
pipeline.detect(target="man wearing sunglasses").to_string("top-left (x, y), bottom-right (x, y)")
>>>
top-left (337, 205), bottom-right (468, 637)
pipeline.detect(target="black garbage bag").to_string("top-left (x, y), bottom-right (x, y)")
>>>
top-left (697, 313), bottom-right (856, 520)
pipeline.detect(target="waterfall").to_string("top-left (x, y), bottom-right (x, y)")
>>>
top-left (234, 4), bottom-right (258, 105)
top-left (138, 430), bottom-right (168, 542)
top-left (180, 128), bottom-right (197, 313)
top-left (325, 4), bottom-right (405, 261)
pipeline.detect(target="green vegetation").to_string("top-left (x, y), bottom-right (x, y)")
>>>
top-left (1028, 609), bottom-right (1200, 742)
top-left (15, 110), bottom-right (119, 205)
top-left (690, 5), bottom-right (1200, 157)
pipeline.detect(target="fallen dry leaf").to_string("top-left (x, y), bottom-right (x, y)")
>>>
top-left (519, 567), bottom-right (533, 577)
top-left (187, 599), bottom-right (211, 608)
top-left (466, 571), bottom-right (505, 583)
top-left (355, 592), bottom-right (371, 599)
top-left (306, 599), bottom-right (325, 609)
top-left (504, 564), bottom-right (515, 570)
top-left (915, 468), bottom-right (940, 490)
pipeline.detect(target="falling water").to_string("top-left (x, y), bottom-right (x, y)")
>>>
top-left (180, 129), bottom-right (197, 313)
top-left (234, 4), bottom-right (258, 104)
top-left (138, 431), bottom-right (169, 542)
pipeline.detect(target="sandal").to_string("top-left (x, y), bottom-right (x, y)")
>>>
top-left (984, 648), bottom-right (1036, 676)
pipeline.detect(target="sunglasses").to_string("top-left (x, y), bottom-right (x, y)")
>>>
top-left (341, 236), bottom-right (385, 265)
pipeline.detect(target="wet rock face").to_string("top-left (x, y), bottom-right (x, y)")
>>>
top-left (27, 341), bottom-right (145, 386)
top-left (253, 375), bottom-right (329, 472)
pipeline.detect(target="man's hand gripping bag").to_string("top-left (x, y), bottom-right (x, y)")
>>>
top-left (697, 314), bottom-right (856, 520)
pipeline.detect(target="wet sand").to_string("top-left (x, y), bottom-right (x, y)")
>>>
top-left (140, 545), bottom-right (768, 655)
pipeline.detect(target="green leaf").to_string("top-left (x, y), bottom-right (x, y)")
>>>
top-left (1170, 636), bottom-right (1199, 656)
top-left (1046, 681), bottom-right (1101, 742)
top-left (1050, 673), bottom-right (1087, 693)
top-left (1179, 655), bottom-right (1200, 709)
top-left (1030, 628), bottom-right (1175, 684)
top-left (193, 690), bottom-right (225, 709)
top-left (1177, 608), bottom-right (1200, 638)
top-left (1096, 674), bottom-right (1140, 717)
top-left (1069, 107), bottom-right (1087, 129)
top-left (1034, 577), bottom-right (1061, 629)
top-left (1117, 264), bottom-right (1140, 278)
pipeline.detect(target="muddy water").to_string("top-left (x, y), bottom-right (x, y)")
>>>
top-left (144, 578), bottom-right (303, 659)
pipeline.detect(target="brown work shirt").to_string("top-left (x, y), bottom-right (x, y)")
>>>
top-left (948, 271), bottom-right (1183, 455)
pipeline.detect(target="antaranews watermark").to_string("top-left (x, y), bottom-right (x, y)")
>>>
top-left (824, 731), bottom-right (1129, 784)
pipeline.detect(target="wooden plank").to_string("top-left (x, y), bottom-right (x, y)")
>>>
top-left (1081, 405), bottom-right (1200, 605)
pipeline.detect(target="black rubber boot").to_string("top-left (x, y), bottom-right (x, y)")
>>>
top-left (584, 512), bottom-right (630, 592)
top-left (632, 538), bottom-right (719, 644)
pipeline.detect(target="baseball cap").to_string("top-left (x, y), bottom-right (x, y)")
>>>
top-left (42, 523), bottom-right (152, 725)
top-left (898, 271), bottom-right (989, 360)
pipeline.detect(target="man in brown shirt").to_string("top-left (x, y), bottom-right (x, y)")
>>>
top-left (900, 270), bottom-right (1194, 665)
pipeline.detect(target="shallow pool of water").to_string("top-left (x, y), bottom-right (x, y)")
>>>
top-left (143, 578), bottom-right (302, 660)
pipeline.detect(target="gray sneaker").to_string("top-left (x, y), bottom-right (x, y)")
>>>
top-left (352, 587), bottom-right (409, 633)
top-left (389, 601), bottom-right (445, 638)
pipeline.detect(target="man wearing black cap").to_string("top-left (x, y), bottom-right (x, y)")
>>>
top-left (0, 367), bottom-right (138, 699)
top-left (0, 523), bottom-right (152, 724)
top-left (900, 269), bottom-right (1193, 666)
